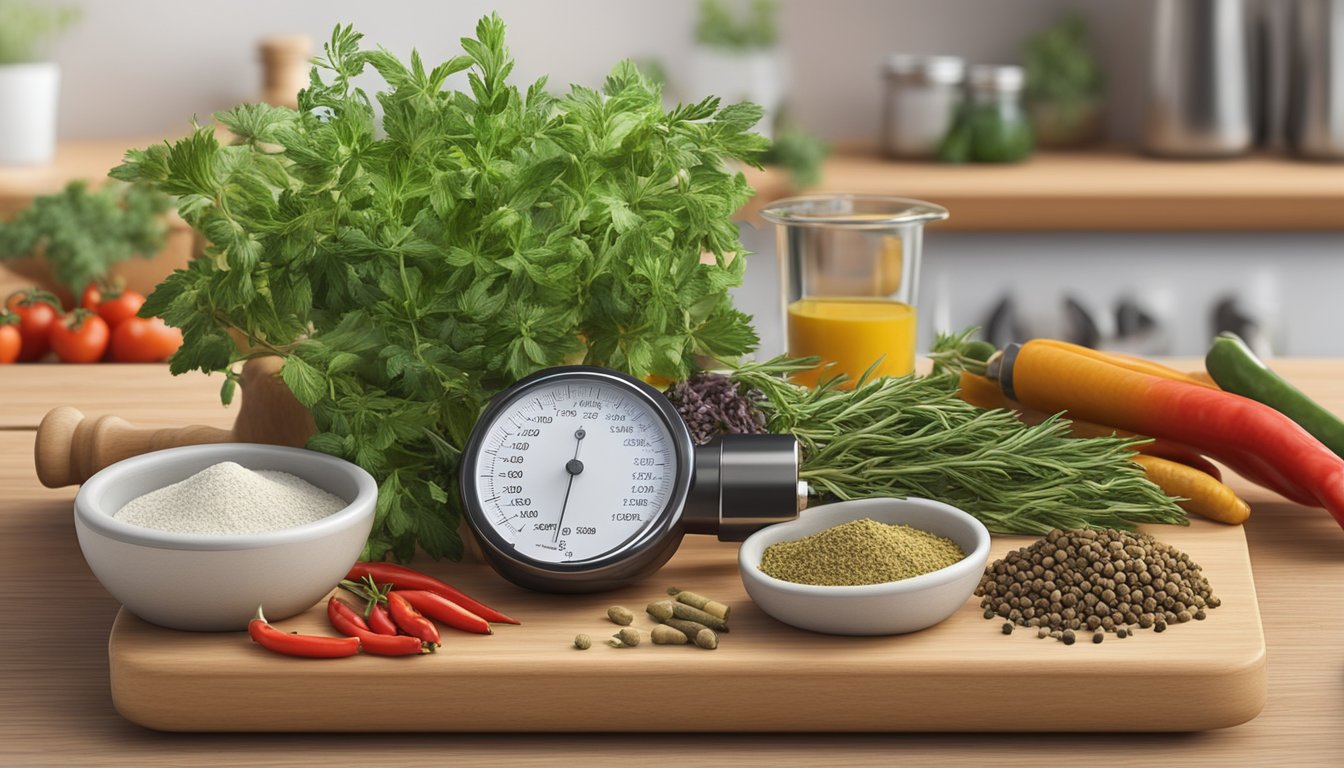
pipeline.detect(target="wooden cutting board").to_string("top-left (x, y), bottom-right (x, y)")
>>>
top-left (108, 519), bottom-right (1265, 733)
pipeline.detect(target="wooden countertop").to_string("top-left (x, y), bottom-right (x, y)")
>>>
top-left (800, 149), bottom-right (1344, 231)
top-left (1, 362), bottom-right (1342, 763)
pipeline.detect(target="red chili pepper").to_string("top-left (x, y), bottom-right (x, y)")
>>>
top-left (347, 561), bottom-right (519, 625)
top-left (386, 591), bottom-right (441, 646)
top-left (367, 601), bottom-right (400, 636)
top-left (1003, 340), bottom-right (1344, 527)
top-left (248, 606), bottom-right (360, 659)
top-left (397, 589), bottom-right (492, 635)
top-left (326, 598), bottom-right (430, 656)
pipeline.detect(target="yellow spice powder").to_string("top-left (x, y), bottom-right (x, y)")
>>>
top-left (759, 518), bottom-right (966, 586)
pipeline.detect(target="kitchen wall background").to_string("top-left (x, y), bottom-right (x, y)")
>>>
top-left (55, 0), bottom-right (1145, 142)
top-left (45, 0), bottom-right (1342, 358)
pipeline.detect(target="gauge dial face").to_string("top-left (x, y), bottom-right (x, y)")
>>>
top-left (469, 375), bottom-right (679, 565)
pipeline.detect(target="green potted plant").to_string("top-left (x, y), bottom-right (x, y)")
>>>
top-left (0, 1), bottom-right (80, 166)
top-left (1022, 13), bottom-right (1104, 147)
top-left (0, 181), bottom-right (176, 307)
top-left (693, 0), bottom-right (783, 138)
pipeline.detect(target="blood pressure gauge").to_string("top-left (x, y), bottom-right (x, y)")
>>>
top-left (460, 366), bottom-right (807, 593)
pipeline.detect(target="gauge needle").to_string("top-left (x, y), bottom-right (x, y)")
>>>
top-left (554, 429), bottom-right (585, 542)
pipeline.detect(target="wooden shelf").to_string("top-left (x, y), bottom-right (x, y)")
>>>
top-left (0, 138), bottom-right (174, 219)
top-left (8, 142), bottom-right (1340, 232)
top-left (790, 149), bottom-right (1344, 231)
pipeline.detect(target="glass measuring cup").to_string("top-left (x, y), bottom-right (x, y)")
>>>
top-left (761, 195), bottom-right (948, 387)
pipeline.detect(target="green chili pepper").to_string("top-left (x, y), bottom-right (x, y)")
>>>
top-left (1205, 332), bottom-right (1344, 460)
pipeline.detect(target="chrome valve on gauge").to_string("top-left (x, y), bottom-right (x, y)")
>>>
top-left (460, 366), bottom-right (808, 593)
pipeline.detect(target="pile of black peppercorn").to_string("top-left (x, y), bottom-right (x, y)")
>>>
top-left (976, 528), bottom-right (1220, 644)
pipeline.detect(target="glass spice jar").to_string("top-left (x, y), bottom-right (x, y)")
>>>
top-left (880, 54), bottom-right (967, 159)
top-left (940, 65), bottom-right (1034, 163)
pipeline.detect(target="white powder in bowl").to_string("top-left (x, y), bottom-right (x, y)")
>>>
top-left (114, 461), bottom-right (349, 535)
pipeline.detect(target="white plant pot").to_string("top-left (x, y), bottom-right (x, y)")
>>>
top-left (692, 48), bottom-right (784, 139)
top-left (0, 62), bottom-right (60, 166)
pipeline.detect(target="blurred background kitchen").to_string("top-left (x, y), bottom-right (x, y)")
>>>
top-left (2, 0), bottom-right (1341, 358)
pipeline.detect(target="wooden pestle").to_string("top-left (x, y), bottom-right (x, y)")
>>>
top-left (35, 356), bottom-right (317, 488)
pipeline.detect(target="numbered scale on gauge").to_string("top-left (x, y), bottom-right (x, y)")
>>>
top-left (473, 380), bottom-right (677, 563)
top-left (460, 366), bottom-right (808, 593)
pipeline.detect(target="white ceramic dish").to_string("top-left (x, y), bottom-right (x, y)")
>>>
top-left (738, 497), bottom-right (991, 636)
top-left (74, 443), bottom-right (376, 632)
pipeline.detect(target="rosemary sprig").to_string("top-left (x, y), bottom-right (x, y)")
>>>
top-left (927, 326), bottom-right (995, 378)
top-left (731, 357), bottom-right (1186, 534)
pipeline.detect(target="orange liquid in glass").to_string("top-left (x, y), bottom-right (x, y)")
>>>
top-left (786, 298), bottom-right (917, 388)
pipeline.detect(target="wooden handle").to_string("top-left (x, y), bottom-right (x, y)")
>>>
top-left (34, 357), bottom-right (316, 488)
top-left (35, 407), bottom-right (233, 488)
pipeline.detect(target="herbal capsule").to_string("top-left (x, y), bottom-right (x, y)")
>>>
top-left (607, 606), bottom-right (635, 626)
top-left (692, 628), bottom-right (719, 650)
top-left (663, 618), bottom-right (711, 639)
top-left (646, 600), bottom-right (729, 632)
top-left (609, 627), bottom-right (641, 647)
top-left (667, 587), bottom-right (730, 621)
top-left (651, 625), bottom-right (688, 645)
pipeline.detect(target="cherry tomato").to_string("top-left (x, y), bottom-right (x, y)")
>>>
top-left (49, 311), bottom-right (110, 364)
top-left (0, 317), bottom-right (21, 364)
top-left (80, 283), bottom-right (102, 312)
top-left (5, 291), bottom-right (61, 362)
top-left (109, 316), bottom-right (182, 363)
top-left (96, 289), bottom-right (146, 330)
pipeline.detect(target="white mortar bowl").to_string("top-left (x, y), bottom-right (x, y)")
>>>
top-left (739, 497), bottom-right (991, 636)
top-left (74, 443), bottom-right (376, 631)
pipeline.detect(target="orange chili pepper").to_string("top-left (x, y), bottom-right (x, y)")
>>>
top-left (1027, 339), bottom-right (1217, 389)
top-left (1001, 340), bottom-right (1344, 526)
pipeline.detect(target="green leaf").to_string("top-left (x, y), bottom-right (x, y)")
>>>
top-left (281, 356), bottom-right (326, 407)
top-left (306, 432), bottom-right (348, 457)
top-left (216, 103), bottom-right (298, 146)
top-left (426, 481), bottom-right (448, 504)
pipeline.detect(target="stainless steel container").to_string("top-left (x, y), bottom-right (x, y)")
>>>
top-left (1286, 0), bottom-right (1344, 158)
top-left (880, 55), bottom-right (965, 159)
top-left (1144, 0), bottom-right (1255, 157)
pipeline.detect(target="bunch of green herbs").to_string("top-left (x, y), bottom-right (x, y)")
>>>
top-left (729, 357), bottom-right (1185, 534)
top-left (0, 180), bottom-right (172, 298)
top-left (112, 15), bottom-right (767, 562)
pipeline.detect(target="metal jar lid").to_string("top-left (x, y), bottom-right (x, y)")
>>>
top-left (883, 54), bottom-right (965, 86)
top-left (968, 64), bottom-right (1025, 95)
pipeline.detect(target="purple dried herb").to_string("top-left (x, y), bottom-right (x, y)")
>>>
top-left (664, 372), bottom-right (768, 446)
